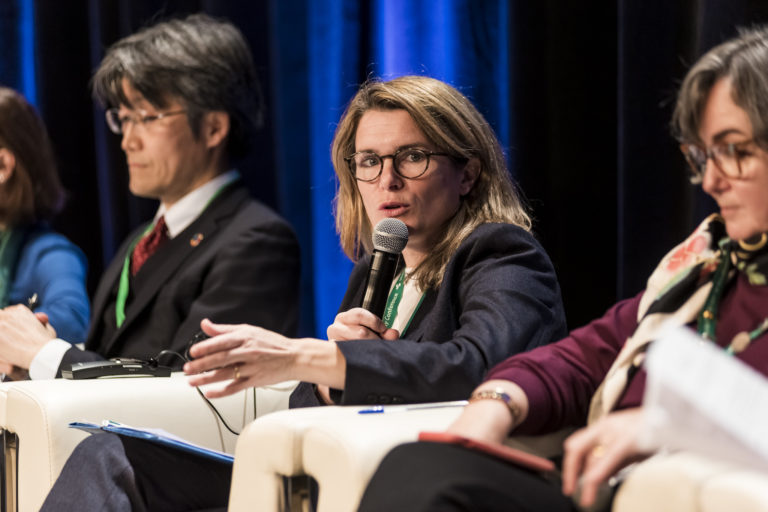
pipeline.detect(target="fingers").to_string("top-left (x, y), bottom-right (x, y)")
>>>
top-left (34, 312), bottom-right (56, 336)
top-left (200, 318), bottom-right (243, 336)
top-left (561, 408), bottom-right (648, 508)
top-left (187, 324), bottom-right (253, 360)
top-left (575, 444), bottom-right (624, 507)
top-left (561, 426), bottom-right (595, 496)
top-left (0, 305), bottom-right (57, 368)
top-left (2, 304), bottom-right (35, 319)
top-left (203, 377), bottom-right (252, 399)
top-left (184, 341), bottom-right (244, 374)
top-left (380, 328), bottom-right (400, 341)
top-left (186, 365), bottom-right (239, 386)
top-left (186, 365), bottom-right (252, 399)
top-left (327, 308), bottom-right (388, 341)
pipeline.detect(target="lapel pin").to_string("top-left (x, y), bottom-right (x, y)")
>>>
top-left (190, 233), bottom-right (204, 247)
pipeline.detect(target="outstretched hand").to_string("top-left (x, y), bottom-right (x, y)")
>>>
top-left (183, 318), bottom-right (297, 398)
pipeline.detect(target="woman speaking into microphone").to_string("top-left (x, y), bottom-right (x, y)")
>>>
top-left (42, 76), bottom-right (568, 511)
top-left (185, 75), bottom-right (568, 408)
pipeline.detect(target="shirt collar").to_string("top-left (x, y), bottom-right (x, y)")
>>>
top-left (155, 170), bottom-right (240, 238)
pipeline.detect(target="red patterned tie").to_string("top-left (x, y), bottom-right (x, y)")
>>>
top-left (131, 216), bottom-right (169, 276)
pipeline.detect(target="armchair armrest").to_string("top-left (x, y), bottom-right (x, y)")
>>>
top-left (613, 452), bottom-right (768, 512)
top-left (229, 402), bottom-right (571, 512)
top-left (0, 375), bottom-right (296, 512)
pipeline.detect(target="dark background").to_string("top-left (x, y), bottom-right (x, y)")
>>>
top-left (2, 0), bottom-right (767, 337)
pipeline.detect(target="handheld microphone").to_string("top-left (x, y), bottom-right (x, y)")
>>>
top-left (361, 218), bottom-right (409, 318)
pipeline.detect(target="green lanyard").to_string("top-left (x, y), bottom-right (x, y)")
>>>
top-left (697, 239), bottom-right (768, 354)
top-left (114, 184), bottom-right (229, 328)
top-left (0, 230), bottom-right (20, 308)
top-left (115, 224), bottom-right (154, 328)
top-left (697, 240), bottom-right (732, 341)
top-left (381, 271), bottom-right (425, 336)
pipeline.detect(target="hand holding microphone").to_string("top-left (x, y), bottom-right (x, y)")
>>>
top-left (327, 218), bottom-right (408, 341)
top-left (362, 218), bottom-right (409, 317)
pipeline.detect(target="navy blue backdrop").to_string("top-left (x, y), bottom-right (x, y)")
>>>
top-left (2, 0), bottom-right (768, 336)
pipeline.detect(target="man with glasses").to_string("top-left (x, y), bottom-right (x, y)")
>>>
top-left (0, 13), bottom-right (300, 378)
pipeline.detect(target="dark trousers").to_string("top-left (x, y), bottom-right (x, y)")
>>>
top-left (357, 441), bottom-right (577, 512)
top-left (40, 433), bottom-right (232, 511)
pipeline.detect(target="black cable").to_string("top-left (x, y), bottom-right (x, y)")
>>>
top-left (194, 387), bottom-right (242, 436)
top-left (150, 348), bottom-right (250, 436)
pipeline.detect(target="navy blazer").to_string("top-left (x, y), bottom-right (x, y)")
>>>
top-left (9, 226), bottom-right (90, 343)
top-left (59, 183), bottom-right (300, 373)
top-left (291, 222), bottom-right (567, 407)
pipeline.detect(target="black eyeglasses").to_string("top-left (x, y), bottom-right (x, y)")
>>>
top-left (679, 140), bottom-right (757, 184)
top-left (105, 108), bottom-right (187, 135)
top-left (345, 148), bottom-right (454, 182)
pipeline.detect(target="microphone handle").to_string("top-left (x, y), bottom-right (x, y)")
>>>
top-left (361, 250), bottom-right (401, 318)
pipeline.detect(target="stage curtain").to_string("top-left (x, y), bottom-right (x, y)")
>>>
top-left (2, 0), bottom-right (768, 335)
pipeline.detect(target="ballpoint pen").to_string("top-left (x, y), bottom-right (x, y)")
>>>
top-left (27, 293), bottom-right (39, 311)
top-left (357, 400), bottom-right (468, 414)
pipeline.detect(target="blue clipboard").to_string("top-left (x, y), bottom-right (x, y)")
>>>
top-left (69, 420), bottom-right (234, 464)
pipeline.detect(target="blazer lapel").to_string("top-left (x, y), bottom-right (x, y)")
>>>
top-left (100, 184), bottom-right (248, 354)
top-left (86, 228), bottom-right (145, 345)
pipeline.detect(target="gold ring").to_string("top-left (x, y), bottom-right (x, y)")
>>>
top-left (233, 365), bottom-right (241, 380)
top-left (591, 444), bottom-right (606, 458)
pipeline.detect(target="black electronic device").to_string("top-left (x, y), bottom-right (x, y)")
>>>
top-left (61, 358), bottom-right (172, 379)
top-left (361, 218), bottom-right (409, 317)
top-left (185, 330), bottom-right (210, 360)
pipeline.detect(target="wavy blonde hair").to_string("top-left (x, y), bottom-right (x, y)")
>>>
top-left (332, 76), bottom-right (531, 290)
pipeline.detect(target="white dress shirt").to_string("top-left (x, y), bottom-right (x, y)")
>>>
top-left (29, 170), bottom-right (240, 379)
top-left (389, 269), bottom-right (423, 336)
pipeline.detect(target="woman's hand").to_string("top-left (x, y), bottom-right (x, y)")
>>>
top-left (561, 408), bottom-right (652, 508)
top-left (184, 318), bottom-right (347, 399)
top-left (184, 318), bottom-right (299, 397)
top-left (327, 307), bottom-right (399, 341)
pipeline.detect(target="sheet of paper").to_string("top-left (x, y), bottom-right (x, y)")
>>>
top-left (642, 327), bottom-right (768, 472)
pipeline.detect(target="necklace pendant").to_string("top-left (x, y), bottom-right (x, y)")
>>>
top-left (729, 331), bottom-right (752, 354)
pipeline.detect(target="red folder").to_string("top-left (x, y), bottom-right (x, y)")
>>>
top-left (418, 431), bottom-right (556, 473)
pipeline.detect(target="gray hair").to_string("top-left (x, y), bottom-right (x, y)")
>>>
top-left (673, 26), bottom-right (768, 148)
top-left (92, 13), bottom-right (263, 160)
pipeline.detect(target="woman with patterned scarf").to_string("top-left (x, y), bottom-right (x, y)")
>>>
top-left (358, 25), bottom-right (768, 512)
top-left (0, 88), bottom-right (90, 363)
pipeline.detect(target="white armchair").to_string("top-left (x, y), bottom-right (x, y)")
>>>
top-left (0, 374), bottom-right (296, 512)
top-left (228, 402), bottom-right (570, 512)
top-left (614, 452), bottom-right (768, 512)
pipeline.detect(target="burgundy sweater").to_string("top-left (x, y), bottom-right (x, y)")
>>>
top-left (487, 273), bottom-right (768, 435)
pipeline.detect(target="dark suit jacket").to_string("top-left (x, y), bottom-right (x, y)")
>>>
top-left (59, 182), bottom-right (300, 373)
top-left (291, 222), bottom-right (567, 407)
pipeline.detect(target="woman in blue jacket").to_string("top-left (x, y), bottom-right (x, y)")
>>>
top-left (0, 87), bottom-right (89, 356)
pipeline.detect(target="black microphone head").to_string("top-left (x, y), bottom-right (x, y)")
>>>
top-left (372, 218), bottom-right (408, 254)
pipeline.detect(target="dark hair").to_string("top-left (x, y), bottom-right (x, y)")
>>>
top-left (0, 87), bottom-right (64, 226)
top-left (91, 13), bottom-right (263, 161)
top-left (673, 26), bottom-right (768, 148)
